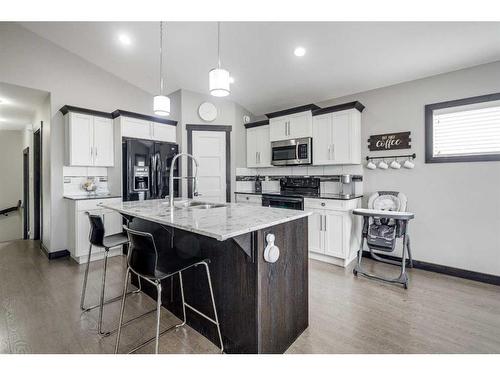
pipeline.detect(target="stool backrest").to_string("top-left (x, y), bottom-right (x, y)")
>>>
top-left (123, 227), bottom-right (158, 279)
top-left (88, 213), bottom-right (105, 247)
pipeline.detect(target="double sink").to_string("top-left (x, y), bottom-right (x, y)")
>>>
top-left (162, 200), bottom-right (227, 210)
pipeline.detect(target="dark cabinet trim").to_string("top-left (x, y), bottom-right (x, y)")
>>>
top-left (111, 109), bottom-right (177, 126)
top-left (59, 105), bottom-right (113, 119)
top-left (265, 104), bottom-right (320, 119)
top-left (312, 101), bottom-right (365, 116)
top-left (244, 119), bottom-right (270, 129)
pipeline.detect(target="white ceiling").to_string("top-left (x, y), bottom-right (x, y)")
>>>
top-left (0, 82), bottom-right (49, 131)
top-left (20, 22), bottom-right (500, 115)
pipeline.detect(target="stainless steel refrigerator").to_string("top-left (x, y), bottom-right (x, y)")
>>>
top-left (122, 138), bottom-right (179, 202)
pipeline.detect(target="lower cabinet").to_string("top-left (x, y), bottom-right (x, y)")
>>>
top-left (68, 197), bottom-right (124, 264)
top-left (305, 198), bottom-right (361, 267)
top-left (235, 193), bottom-right (262, 205)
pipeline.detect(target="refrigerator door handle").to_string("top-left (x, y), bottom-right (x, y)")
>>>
top-left (150, 154), bottom-right (157, 198)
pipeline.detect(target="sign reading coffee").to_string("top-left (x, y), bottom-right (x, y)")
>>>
top-left (368, 131), bottom-right (411, 151)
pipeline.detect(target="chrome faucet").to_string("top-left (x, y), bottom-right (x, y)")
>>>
top-left (169, 153), bottom-right (200, 208)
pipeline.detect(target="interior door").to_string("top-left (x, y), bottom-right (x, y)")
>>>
top-left (324, 211), bottom-right (344, 258)
top-left (93, 116), bottom-right (114, 166)
top-left (192, 131), bottom-right (226, 203)
top-left (331, 112), bottom-right (351, 163)
top-left (308, 210), bottom-right (324, 254)
top-left (312, 114), bottom-right (333, 165)
top-left (70, 113), bottom-right (93, 166)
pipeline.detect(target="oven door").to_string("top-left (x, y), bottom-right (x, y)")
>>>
top-left (271, 138), bottom-right (311, 166)
top-left (262, 195), bottom-right (304, 210)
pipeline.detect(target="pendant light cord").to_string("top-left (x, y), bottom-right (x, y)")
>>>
top-left (217, 21), bottom-right (221, 69)
top-left (159, 21), bottom-right (164, 95)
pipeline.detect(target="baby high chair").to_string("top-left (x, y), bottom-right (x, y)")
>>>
top-left (352, 191), bottom-right (415, 289)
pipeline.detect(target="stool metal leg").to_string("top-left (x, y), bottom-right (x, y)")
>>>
top-left (203, 262), bottom-right (224, 353)
top-left (97, 249), bottom-right (110, 336)
top-left (406, 235), bottom-right (413, 268)
top-left (176, 271), bottom-right (187, 328)
top-left (80, 244), bottom-right (93, 311)
top-left (114, 268), bottom-right (130, 354)
top-left (155, 282), bottom-right (162, 354)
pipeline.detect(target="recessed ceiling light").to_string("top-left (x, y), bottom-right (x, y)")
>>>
top-left (118, 34), bottom-right (132, 46)
top-left (294, 47), bottom-right (306, 57)
top-left (229, 77), bottom-right (235, 84)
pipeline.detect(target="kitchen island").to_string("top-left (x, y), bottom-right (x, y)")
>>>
top-left (101, 199), bottom-right (311, 354)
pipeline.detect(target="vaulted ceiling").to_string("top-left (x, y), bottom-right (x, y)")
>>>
top-left (20, 22), bottom-right (500, 115)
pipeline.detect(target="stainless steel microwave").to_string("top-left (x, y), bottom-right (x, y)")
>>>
top-left (271, 137), bottom-right (312, 166)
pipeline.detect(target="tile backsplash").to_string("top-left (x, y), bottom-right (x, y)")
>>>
top-left (235, 165), bottom-right (364, 195)
top-left (63, 166), bottom-right (110, 196)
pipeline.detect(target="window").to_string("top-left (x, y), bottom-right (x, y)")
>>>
top-left (425, 93), bottom-right (500, 163)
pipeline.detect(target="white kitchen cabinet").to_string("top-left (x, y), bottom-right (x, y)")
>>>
top-left (246, 125), bottom-right (271, 168)
top-left (305, 197), bottom-right (361, 267)
top-left (312, 108), bottom-right (361, 165)
top-left (120, 116), bottom-right (176, 143)
top-left (68, 197), bottom-right (123, 264)
top-left (65, 112), bottom-right (114, 167)
top-left (235, 193), bottom-right (262, 205)
top-left (269, 111), bottom-right (313, 141)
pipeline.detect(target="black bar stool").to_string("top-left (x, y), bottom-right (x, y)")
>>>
top-left (80, 213), bottom-right (151, 336)
top-left (115, 227), bottom-right (224, 354)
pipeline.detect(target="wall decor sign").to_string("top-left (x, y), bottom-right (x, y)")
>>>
top-left (368, 131), bottom-right (411, 151)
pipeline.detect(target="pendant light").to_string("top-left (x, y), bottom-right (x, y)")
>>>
top-left (209, 22), bottom-right (230, 97)
top-left (154, 21), bottom-right (170, 116)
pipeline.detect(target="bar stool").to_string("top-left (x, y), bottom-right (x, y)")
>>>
top-left (80, 213), bottom-right (147, 336)
top-left (115, 227), bottom-right (224, 354)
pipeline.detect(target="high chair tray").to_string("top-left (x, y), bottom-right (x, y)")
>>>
top-left (353, 208), bottom-right (415, 220)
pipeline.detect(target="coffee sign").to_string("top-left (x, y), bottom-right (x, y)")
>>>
top-left (368, 131), bottom-right (411, 151)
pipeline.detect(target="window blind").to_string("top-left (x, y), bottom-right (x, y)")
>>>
top-left (433, 102), bottom-right (500, 157)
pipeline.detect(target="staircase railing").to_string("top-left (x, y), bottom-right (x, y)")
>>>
top-left (0, 200), bottom-right (22, 216)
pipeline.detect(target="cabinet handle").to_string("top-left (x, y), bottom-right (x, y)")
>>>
top-left (323, 215), bottom-right (326, 230)
top-left (320, 215), bottom-right (323, 231)
top-left (94, 147), bottom-right (97, 159)
top-left (331, 144), bottom-right (334, 160)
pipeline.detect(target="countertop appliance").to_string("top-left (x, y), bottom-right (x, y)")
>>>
top-left (262, 177), bottom-right (320, 210)
top-left (271, 137), bottom-right (312, 166)
top-left (122, 138), bottom-right (179, 202)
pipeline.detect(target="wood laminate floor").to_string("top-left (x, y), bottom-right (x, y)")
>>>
top-left (0, 240), bottom-right (499, 354)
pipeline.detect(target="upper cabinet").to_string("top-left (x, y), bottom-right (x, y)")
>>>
top-left (64, 111), bottom-right (114, 167)
top-left (246, 124), bottom-right (272, 168)
top-left (312, 106), bottom-right (362, 165)
top-left (119, 115), bottom-right (176, 143)
top-left (269, 111), bottom-right (313, 141)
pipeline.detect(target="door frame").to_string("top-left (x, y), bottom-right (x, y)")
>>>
top-left (33, 124), bottom-right (42, 241)
top-left (186, 124), bottom-right (232, 203)
top-left (23, 147), bottom-right (30, 239)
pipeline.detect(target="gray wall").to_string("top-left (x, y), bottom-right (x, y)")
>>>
top-left (0, 22), bottom-right (164, 252)
top-left (317, 60), bottom-right (500, 276)
top-left (0, 130), bottom-right (24, 242)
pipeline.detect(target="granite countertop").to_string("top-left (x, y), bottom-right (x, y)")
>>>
top-left (234, 191), bottom-right (363, 200)
top-left (101, 199), bottom-right (311, 241)
top-left (63, 194), bottom-right (122, 201)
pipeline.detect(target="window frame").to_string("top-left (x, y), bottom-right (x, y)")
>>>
top-left (425, 92), bottom-right (500, 163)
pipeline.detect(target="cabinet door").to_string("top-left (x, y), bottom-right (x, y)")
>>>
top-left (246, 127), bottom-right (259, 168)
top-left (269, 117), bottom-right (288, 141)
top-left (121, 117), bottom-right (152, 140)
top-left (93, 116), bottom-right (114, 167)
top-left (257, 125), bottom-right (272, 167)
top-left (308, 210), bottom-right (324, 254)
top-left (331, 111), bottom-right (351, 163)
top-left (324, 211), bottom-right (344, 258)
top-left (312, 114), bottom-right (333, 165)
top-left (288, 112), bottom-right (312, 139)
top-left (152, 122), bottom-right (176, 143)
top-left (69, 113), bottom-right (94, 166)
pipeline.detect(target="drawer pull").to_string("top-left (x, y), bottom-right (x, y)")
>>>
top-left (321, 202), bottom-right (325, 206)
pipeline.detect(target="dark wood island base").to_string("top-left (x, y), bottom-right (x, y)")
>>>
top-left (128, 216), bottom-right (309, 354)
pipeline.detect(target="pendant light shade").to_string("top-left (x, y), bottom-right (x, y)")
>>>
top-left (154, 95), bottom-right (170, 116)
top-left (209, 22), bottom-right (231, 97)
top-left (209, 68), bottom-right (230, 97)
top-left (154, 21), bottom-right (170, 116)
